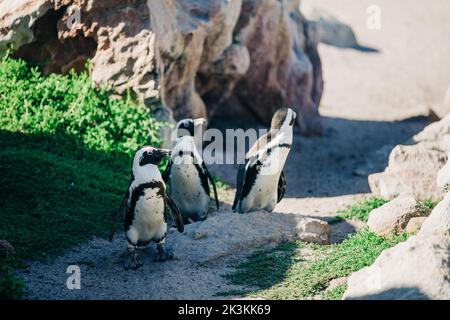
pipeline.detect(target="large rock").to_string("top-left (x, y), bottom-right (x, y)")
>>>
top-left (0, 0), bottom-right (324, 134)
top-left (367, 194), bottom-right (430, 236)
top-left (1, 0), bottom-right (159, 106)
top-left (437, 156), bottom-right (450, 192)
top-left (344, 192), bottom-right (450, 300)
top-left (369, 144), bottom-right (448, 201)
top-left (405, 216), bottom-right (427, 234)
top-left (369, 114), bottom-right (450, 200)
top-left (229, 0), bottom-right (323, 134)
top-left (172, 210), bottom-right (331, 262)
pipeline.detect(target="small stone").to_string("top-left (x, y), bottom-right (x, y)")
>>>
top-left (436, 155), bottom-right (450, 191)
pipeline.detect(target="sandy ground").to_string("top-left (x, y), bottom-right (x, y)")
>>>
top-left (19, 1), bottom-right (450, 299)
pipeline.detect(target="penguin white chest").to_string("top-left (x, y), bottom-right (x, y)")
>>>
top-left (170, 163), bottom-right (209, 217)
top-left (240, 146), bottom-right (290, 213)
top-left (127, 188), bottom-right (167, 245)
top-left (241, 173), bottom-right (279, 212)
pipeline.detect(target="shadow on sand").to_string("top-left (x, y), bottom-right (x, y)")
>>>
top-left (208, 115), bottom-right (430, 198)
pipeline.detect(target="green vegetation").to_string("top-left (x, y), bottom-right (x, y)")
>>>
top-left (0, 57), bottom-right (163, 155)
top-left (336, 197), bottom-right (388, 222)
top-left (419, 199), bottom-right (438, 211)
top-left (218, 229), bottom-right (408, 299)
top-left (0, 57), bottom-right (163, 299)
top-left (212, 175), bottom-right (232, 190)
top-left (321, 284), bottom-right (347, 300)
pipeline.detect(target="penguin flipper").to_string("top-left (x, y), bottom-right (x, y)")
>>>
top-left (232, 162), bottom-right (247, 211)
top-left (109, 189), bottom-right (129, 242)
top-left (165, 192), bottom-right (184, 233)
top-left (202, 162), bottom-right (219, 210)
top-left (277, 170), bottom-right (286, 203)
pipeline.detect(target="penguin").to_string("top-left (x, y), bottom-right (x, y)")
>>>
top-left (109, 146), bottom-right (184, 270)
top-left (163, 118), bottom-right (219, 223)
top-left (232, 107), bottom-right (297, 213)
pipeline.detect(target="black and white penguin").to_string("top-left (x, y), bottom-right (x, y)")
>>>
top-left (232, 107), bottom-right (297, 213)
top-left (109, 146), bottom-right (184, 270)
top-left (163, 118), bottom-right (219, 223)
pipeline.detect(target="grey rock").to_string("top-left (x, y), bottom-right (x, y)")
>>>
top-left (369, 144), bottom-right (447, 200)
top-left (344, 192), bottom-right (450, 300)
top-left (367, 194), bottom-right (430, 236)
top-left (405, 216), bottom-right (428, 234)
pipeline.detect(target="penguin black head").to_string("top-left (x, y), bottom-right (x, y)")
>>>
top-left (133, 146), bottom-right (171, 172)
top-left (175, 118), bottom-right (206, 139)
top-left (270, 107), bottom-right (297, 131)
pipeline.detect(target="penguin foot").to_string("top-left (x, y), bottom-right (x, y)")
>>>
top-left (154, 244), bottom-right (173, 262)
top-left (124, 251), bottom-right (143, 270)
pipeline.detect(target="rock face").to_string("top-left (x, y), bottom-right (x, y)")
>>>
top-left (369, 115), bottom-right (450, 200)
top-left (367, 194), bottom-right (430, 236)
top-left (1, 0), bottom-right (159, 106)
top-left (344, 192), bottom-right (450, 300)
top-left (0, 0), bottom-right (324, 134)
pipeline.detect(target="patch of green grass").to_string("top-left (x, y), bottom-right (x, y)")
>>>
top-left (419, 199), bottom-right (438, 211)
top-left (336, 197), bottom-right (388, 222)
top-left (219, 229), bottom-right (408, 299)
top-left (321, 284), bottom-right (347, 300)
top-left (0, 56), bottom-right (163, 156)
top-left (0, 57), bottom-right (164, 299)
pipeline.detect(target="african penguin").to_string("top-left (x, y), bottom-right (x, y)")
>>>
top-left (232, 107), bottom-right (297, 213)
top-left (109, 146), bottom-right (184, 270)
top-left (163, 118), bottom-right (219, 223)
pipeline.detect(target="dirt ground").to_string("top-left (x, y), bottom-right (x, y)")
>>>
top-left (19, 0), bottom-right (449, 299)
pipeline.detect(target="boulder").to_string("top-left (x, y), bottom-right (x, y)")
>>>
top-left (405, 216), bottom-right (428, 234)
top-left (229, 0), bottom-right (323, 134)
top-left (369, 144), bottom-right (448, 200)
top-left (171, 210), bottom-right (331, 263)
top-left (436, 155), bottom-right (450, 191)
top-left (367, 194), bottom-right (430, 236)
top-left (369, 115), bottom-right (450, 200)
top-left (344, 192), bottom-right (450, 300)
top-left (1, 0), bottom-right (324, 134)
top-left (1, 0), bottom-right (160, 106)
top-left (413, 113), bottom-right (450, 149)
